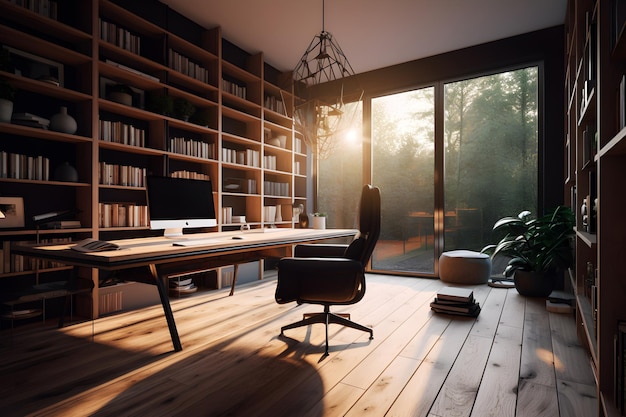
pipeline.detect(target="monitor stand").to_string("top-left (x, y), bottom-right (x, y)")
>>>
top-left (163, 228), bottom-right (184, 238)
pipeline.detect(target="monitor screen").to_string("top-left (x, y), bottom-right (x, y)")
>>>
top-left (146, 176), bottom-right (217, 237)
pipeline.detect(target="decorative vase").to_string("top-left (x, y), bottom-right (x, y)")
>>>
top-left (54, 162), bottom-right (78, 182)
top-left (267, 137), bottom-right (280, 147)
top-left (298, 205), bottom-right (309, 228)
top-left (513, 270), bottom-right (555, 297)
top-left (275, 204), bottom-right (282, 222)
top-left (0, 98), bottom-right (13, 123)
top-left (50, 106), bottom-right (77, 134)
top-left (276, 135), bottom-right (287, 148)
top-left (312, 216), bottom-right (326, 230)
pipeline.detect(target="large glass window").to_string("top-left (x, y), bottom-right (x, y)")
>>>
top-left (370, 88), bottom-right (435, 274)
top-left (366, 66), bottom-right (538, 276)
top-left (443, 68), bottom-right (538, 254)
top-left (317, 101), bottom-right (363, 229)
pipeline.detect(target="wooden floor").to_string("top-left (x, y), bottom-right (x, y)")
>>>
top-left (0, 274), bottom-right (597, 417)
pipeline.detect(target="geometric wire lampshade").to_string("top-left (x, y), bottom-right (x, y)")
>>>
top-left (293, 1), bottom-right (363, 158)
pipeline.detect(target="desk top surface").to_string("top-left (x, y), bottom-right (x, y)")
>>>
top-left (14, 228), bottom-right (357, 269)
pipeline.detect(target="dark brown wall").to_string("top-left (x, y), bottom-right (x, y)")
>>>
top-left (356, 26), bottom-right (565, 212)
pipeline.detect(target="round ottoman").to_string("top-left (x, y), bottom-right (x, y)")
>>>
top-left (439, 250), bottom-right (491, 284)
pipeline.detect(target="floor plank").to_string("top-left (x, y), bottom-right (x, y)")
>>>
top-left (0, 275), bottom-right (596, 417)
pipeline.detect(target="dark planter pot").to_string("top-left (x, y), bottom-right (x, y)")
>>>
top-left (513, 270), bottom-right (555, 297)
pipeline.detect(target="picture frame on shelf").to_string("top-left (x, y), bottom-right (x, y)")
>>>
top-left (3, 46), bottom-right (64, 87)
top-left (0, 196), bottom-right (25, 228)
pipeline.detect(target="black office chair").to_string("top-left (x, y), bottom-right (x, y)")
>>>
top-left (275, 184), bottom-right (381, 355)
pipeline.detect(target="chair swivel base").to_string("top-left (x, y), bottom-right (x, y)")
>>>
top-left (281, 305), bottom-right (373, 356)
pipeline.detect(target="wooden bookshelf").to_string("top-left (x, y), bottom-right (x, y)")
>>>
top-left (0, 0), bottom-right (306, 325)
top-left (564, 1), bottom-right (626, 416)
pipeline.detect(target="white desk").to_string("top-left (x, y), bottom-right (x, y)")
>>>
top-left (14, 228), bottom-right (357, 351)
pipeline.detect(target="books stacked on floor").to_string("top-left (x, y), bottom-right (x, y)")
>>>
top-left (169, 277), bottom-right (197, 296)
top-left (11, 113), bottom-right (50, 129)
top-left (430, 286), bottom-right (481, 317)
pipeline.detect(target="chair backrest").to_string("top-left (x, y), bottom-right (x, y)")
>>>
top-left (355, 184), bottom-right (381, 266)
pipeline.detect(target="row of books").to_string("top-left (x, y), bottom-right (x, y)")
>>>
top-left (264, 94), bottom-right (286, 115)
top-left (99, 163), bottom-right (146, 187)
top-left (263, 180), bottom-right (290, 197)
top-left (168, 49), bottom-right (210, 84)
top-left (263, 155), bottom-right (278, 171)
top-left (222, 147), bottom-right (260, 167)
top-left (0, 238), bottom-right (70, 274)
top-left (294, 138), bottom-right (304, 154)
top-left (263, 205), bottom-right (283, 222)
top-left (99, 120), bottom-right (146, 147)
top-left (430, 286), bottom-right (481, 317)
top-left (99, 19), bottom-right (141, 55)
top-left (10, 0), bottom-right (58, 19)
top-left (98, 203), bottom-right (148, 228)
top-left (169, 137), bottom-right (215, 159)
top-left (0, 151), bottom-right (50, 181)
top-left (222, 79), bottom-right (247, 100)
top-left (171, 170), bottom-right (211, 181)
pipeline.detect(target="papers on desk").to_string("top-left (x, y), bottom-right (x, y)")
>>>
top-left (71, 238), bottom-right (120, 252)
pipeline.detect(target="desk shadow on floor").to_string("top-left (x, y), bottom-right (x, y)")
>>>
top-left (90, 346), bottom-right (324, 417)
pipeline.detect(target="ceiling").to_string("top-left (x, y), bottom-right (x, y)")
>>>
top-left (160, 0), bottom-right (567, 76)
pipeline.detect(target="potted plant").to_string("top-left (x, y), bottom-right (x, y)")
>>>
top-left (146, 91), bottom-right (174, 116)
top-left (107, 84), bottom-right (134, 106)
top-left (189, 108), bottom-right (211, 127)
top-left (0, 79), bottom-right (16, 123)
top-left (481, 205), bottom-right (575, 297)
top-left (173, 98), bottom-right (195, 121)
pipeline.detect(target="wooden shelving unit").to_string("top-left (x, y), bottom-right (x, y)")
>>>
top-left (564, 1), bottom-right (626, 416)
top-left (0, 0), bottom-right (306, 324)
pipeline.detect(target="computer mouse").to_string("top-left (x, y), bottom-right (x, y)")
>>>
top-left (232, 236), bottom-right (244, 240)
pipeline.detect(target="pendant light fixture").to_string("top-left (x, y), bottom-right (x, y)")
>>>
top-left (293, 0), bottom-right (363, 158)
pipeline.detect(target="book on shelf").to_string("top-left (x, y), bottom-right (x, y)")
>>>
top-left (41, 220), bottom-right (81, 229)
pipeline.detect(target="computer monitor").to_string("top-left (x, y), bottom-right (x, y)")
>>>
top-left (146, 176), bottom-right (217, 238)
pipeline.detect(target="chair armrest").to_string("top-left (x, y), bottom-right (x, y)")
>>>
top-left (294, 244), bottom-right (349, 258)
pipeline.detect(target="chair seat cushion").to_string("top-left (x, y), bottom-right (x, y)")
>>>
top-left (439, 250), bottom-right (491, 284)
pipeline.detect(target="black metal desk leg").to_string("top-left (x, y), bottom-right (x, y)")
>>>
top-left (149, 264), bottom-right (182, 351)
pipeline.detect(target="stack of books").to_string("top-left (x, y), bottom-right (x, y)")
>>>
top-left (169, 277), bottom-right (197, 296)
top-left (430, 286), bottom-right (481, 317)
top-left (11, 113), bottom-right (50, 129)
